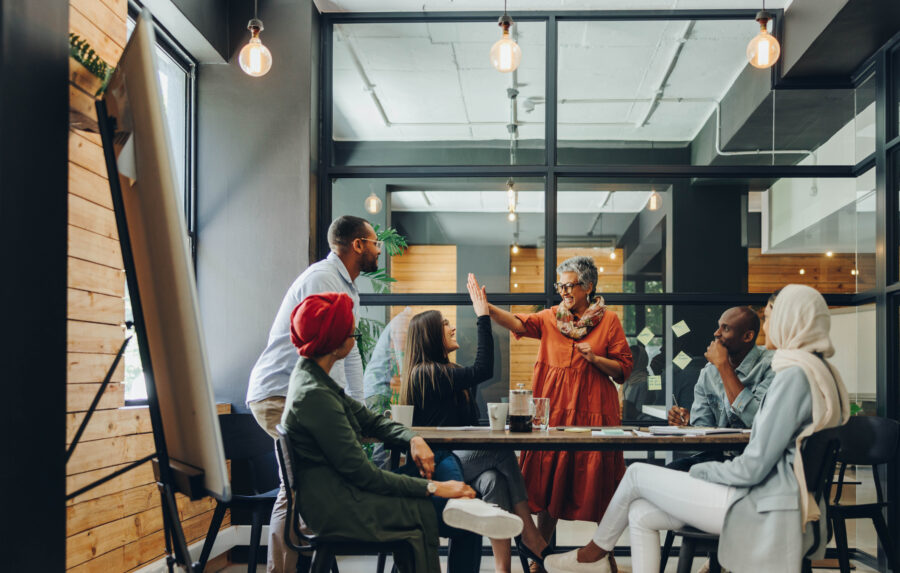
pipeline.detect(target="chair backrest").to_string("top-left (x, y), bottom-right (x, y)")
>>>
top-left (218, 413), bottom-right (279, 495)
top-left (275, 424), bottom-right (317, 548)
top-left (801, 427), bottom-right (841, 502)
top-left (835, 416), bottom-right (900, 467)
top-left (800, 426), bottom-right (842, 559)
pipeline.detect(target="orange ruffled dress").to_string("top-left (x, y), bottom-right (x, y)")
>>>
top-left (515, 307), bottom-right (633, 522)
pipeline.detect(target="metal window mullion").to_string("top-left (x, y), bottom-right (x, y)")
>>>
top-left (319, 22), bottom-right (335, 261)
top-left (545, 15), bottom-right (558, 309)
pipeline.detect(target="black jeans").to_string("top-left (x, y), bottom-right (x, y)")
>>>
top-left (396, 450), bottom-right (483, 573)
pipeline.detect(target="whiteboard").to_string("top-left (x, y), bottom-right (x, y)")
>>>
top-left (101, 9), bottom-right (230, 501)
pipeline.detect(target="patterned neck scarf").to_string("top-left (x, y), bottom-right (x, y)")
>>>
top-left (556, 296), bottom-right (606, 340)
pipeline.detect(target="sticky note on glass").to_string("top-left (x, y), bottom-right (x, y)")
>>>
top-left (648, 375), bottom-right (662, 391)
top-left (673, 351), bottom-right (692, 370)
top-left (672, 320), bottom-right (691, 338)
top-left (637, 327), bottom-right (655, 346)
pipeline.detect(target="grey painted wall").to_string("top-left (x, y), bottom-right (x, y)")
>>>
top-left (196, 0), bottom-right (318, 410)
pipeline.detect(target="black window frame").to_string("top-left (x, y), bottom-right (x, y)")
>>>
top-left (124, 1), bottom-right (199, 407)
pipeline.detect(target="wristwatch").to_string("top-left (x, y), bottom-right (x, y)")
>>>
top-left (426, 481), bottom-right (437, 495)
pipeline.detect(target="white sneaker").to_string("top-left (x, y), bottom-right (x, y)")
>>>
top-left (544, 550), bottom-right (611, 573)
top-left (442, 498), bottom-right (523, 539)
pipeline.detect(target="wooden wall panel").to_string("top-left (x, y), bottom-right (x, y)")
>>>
top-left (69, 258), bottom-right (124, 297)
top-left (747, 248), bottom-right (877, 294)
top-left (66, 3), bottom-right (229, 570)
top-left (68, 352), bottom-right (125, 383)
top-left (68, 288), bottom-right (123, 324)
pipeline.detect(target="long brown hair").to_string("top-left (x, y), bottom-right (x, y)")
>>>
top-left (400, 310), bottom-right (452, 407)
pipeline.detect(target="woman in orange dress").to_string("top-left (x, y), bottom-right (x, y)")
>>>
top-left (474, 256), bottom-right (632, 561)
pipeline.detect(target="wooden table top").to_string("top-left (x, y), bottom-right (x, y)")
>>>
top-left (408, 426), bottom-right (750, 451)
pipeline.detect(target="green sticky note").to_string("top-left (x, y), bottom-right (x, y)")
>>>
top-left (637, 327), bottom-right (655, 346)
top-left (600, 429), bottom-right (626, 436)
top-left (648, 375), bottom-right (662, 391)
top-left (672, 320), bottom-right (691, 338)
top-left (673, 351), bottom-right (691, 370)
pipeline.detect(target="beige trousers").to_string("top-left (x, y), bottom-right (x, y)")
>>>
top-left (248, 396), bottom-right (298, 573)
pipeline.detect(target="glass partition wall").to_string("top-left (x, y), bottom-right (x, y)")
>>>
top-left (319, 11), bottom-right (891, 432)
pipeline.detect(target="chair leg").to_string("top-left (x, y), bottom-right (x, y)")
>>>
top-left (871, 511), bottom-right (897, 572)
top-left (196, 503), bottom-right (227, 571)
top-left (297, 552), bottom-right (312, 573)
top-left (832, 516), bottom-right (852, 573)
top-left (660, 530), bottom-right (675, 573)
top-left (247, 507), bottom-right (265, 573)
top-left (330, 559), bottom-right (340, 573)
top-left (376, 552), bottom-right (388, 573)
top-left (311, 547), bottom-right (335, 573)
top-left (675, 537), bottom-right (695, 573)
top-left (801, 558), bottom-right (812, 573)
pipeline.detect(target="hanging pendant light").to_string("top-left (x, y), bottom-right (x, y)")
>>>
top-left (490, 1), bottom-right (522, 73)
top-left (364, 192), bottom-right (382, 214)
top-left (506, 178), bottom-right (518, 222)
top-left (746, 4), bottom-right (780, 70)
top-left (239, 0), bottom-right (273, 77)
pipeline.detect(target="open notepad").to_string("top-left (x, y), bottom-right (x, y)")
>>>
top-left (646, 426), bottom-right (750, 436)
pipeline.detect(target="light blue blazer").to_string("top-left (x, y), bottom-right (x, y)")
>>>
top-left (690, 366), bottom-right (829, 573)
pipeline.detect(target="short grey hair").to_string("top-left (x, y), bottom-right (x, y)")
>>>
top-left (556, 256), bottom-right (598, 296)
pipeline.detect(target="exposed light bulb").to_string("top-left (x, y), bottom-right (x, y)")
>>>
top-left (799, 268), bottom-right (806, 275)
top-left (599, 267), bottom-right (604, 273)
top-left (511, 244), bottom-right (519, 255)
top-left (648, 191), bottom-right (661, 211)
top-left (508, 211), bottom-right (517, 222)
top-left (825, 251), bottom-right (833, 257)
top-left (512, 266), bottom-right (517, 273)
top-left (610, 251), bottom-right (617, 260)
top-left (490, 14), bottom-right (522, 73)
top-left (506, 178), bottom-right (518, 222)
top-left (746, 12), bottom-right (780, 69)
top-left (239, 19), bottom-right (273, 77)
top-left (851, 269), bottom-right (858, 276)
top-left (364, 192), bottom-right (383, 214)
top-left (513, 283), bottom-right (519, 288)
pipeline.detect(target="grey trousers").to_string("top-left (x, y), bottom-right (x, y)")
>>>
top-left (455, 449), bottom-right (529, 512)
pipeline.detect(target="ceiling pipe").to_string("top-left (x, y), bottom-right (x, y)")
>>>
top-left (557, 96), bottom-right (815, 161)
top-left (335, 25), bottom-right (392, 128)
top-left (637, 21), bottom-right (695, 127)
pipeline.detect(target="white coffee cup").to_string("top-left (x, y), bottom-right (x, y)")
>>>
top-left (487, 403), bottom-right (509, 431)
top-left (384, 404), bottom-right (414, 427)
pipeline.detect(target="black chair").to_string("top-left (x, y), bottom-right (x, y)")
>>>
top-left (275, 424), bottom-right (415, 573)
top-left (659, 427), bottom-right (841, 573)
top-left (196, 413), bottom-right (280, 573)
top-left (827, 416), bottom-right (899, 573)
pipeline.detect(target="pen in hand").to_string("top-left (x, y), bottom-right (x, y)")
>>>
top-left (672, 394), bottom-right (687, 426)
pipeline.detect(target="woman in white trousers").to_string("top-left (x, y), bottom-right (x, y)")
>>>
top-left (546, 284), bottom-right (850, 573)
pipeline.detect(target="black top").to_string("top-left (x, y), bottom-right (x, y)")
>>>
top-left (408, 315), bottom-right (494, 427)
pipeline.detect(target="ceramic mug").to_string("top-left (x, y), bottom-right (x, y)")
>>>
top-left (487, 402), bottom-right (509, 431)
top-left (384, 404), bottom-right (414, 427)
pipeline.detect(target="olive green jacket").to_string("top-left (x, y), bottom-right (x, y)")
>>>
top-left (282, 357), bottom-right (440, 572)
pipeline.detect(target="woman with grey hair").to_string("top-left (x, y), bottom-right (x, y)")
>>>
top-left (472, 256), bottom-right (632, 568)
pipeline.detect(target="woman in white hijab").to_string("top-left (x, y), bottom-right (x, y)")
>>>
top-left (545, 284), bottom-right (850, 573)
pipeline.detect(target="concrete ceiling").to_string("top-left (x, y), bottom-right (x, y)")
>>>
top-left (333, 18), bottom-right (765, 143)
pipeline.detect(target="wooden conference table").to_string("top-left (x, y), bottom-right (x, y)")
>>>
top-left (389, 426), bottom-right (750, 467)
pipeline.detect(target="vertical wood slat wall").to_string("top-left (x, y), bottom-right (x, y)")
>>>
top-left (66, 1), bottom-right (229, 570)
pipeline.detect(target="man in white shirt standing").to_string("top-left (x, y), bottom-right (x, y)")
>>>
top-left (247, 215), bottom-right (381, 573)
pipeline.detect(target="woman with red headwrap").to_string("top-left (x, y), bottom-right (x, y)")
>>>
top-left (280, 292), bottom-right (479, 572)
